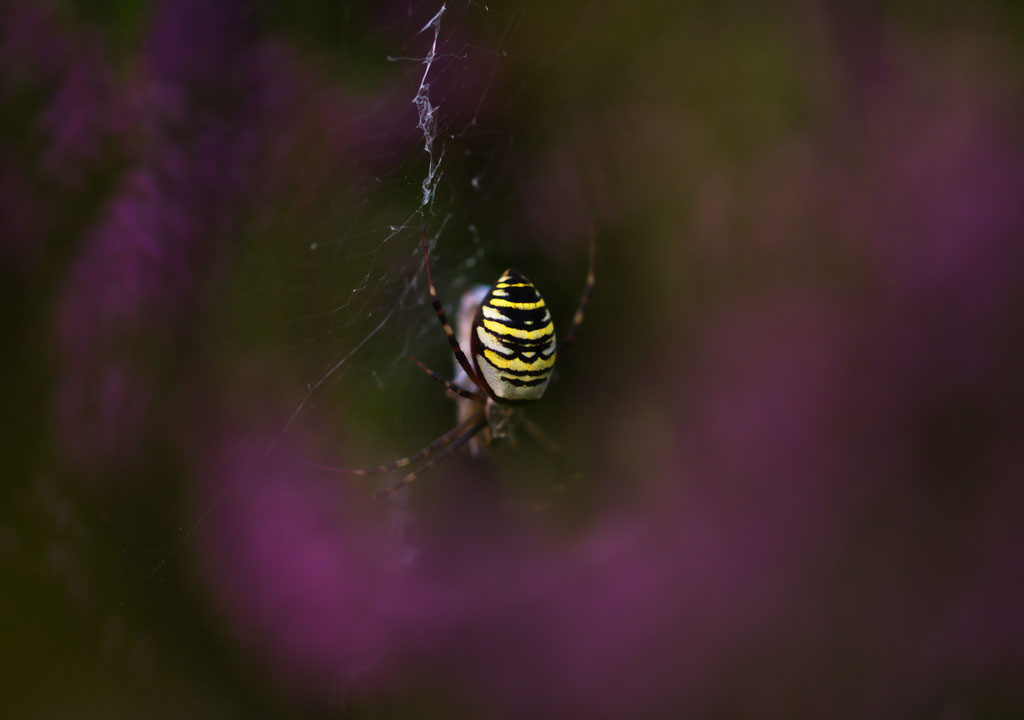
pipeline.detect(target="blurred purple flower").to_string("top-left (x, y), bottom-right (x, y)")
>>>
top-left (1, 3), bottom-right (117, 269)
top-left (192, 428), bottom-right (409, 696)
top-left (39, 45), bottom-right (123, 180)
top-left (1, 4), bottom-right (123, 180)
top-left (45, 0), bottom-right (467, 475)
top-left (0, 3), bottom-right (74, 81)
top-left (18, 0), bottom-right (1018, 715)
top-left (189, 20), bottom-right (1024, 719)
top-left (53, 0), bottom-right (278, 472)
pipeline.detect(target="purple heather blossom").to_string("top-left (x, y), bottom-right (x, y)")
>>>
top-left (190, 21), bottom-right (1024, 719)
top-left (192, 429), bottom-right (408, 695)
top-left (50, 0), bottom-right (295, 472)
top-left (14, 0), bottom-right (1022, 716)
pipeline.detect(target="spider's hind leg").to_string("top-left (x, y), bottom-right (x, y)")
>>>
top-left (307, 412), bottom-right (483, 477)
top-left (373, 415), bottom-right (488, 500)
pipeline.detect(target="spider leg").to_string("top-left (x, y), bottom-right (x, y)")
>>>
top-left (518, 414), bottom-right (581, 483)
top-left (408, 354), bottom-right (481, 401)
top-left (307, 412), bottom-right (484, 476)
top-left (422, 230), bottom-right (482, 386)
top-left (373, 414), bottom-right (488, 500)
top-left (555, 226), bottom-right (596, 359)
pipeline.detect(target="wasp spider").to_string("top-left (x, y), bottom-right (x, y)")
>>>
top-left (323, 230), bottom-right (594, 499)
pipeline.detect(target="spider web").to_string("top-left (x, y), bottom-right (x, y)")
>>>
top-left (271, 3), bottom-right (453, 451)
top-left (142, 0), bottom-right (553, 595)
top-left (263, 1), bottom-right (532, 459)
top-left (60, 4), bottom-right (589, 705)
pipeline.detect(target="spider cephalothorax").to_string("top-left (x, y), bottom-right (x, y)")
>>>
top-left (318, 230), bottom-right (594, 499)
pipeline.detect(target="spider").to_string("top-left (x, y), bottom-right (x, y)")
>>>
top-left (327, 229), bottom-right (594, 499)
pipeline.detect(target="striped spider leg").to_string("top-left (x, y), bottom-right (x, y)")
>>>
top-left (370, 413), bottom-right (487, 500)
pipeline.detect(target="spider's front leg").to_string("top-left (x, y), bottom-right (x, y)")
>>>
top-left (407, 354), bottom-right (480, 401)
top-left (422, 230), bottom-right (481, 386)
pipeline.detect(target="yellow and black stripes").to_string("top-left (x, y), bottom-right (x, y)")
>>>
top-left (309, 229), bottom-right (595, 499)
top-left (471, 269), bottom-right (557, 402)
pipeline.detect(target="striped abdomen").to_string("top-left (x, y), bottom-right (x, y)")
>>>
top-left (471, 268), bottom-right (556, 403)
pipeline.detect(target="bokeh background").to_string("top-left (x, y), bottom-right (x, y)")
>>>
top-left (4, 0), bottom-right (1024, 717)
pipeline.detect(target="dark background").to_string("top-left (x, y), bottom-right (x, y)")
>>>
top-left (3, 1), bottom-right (1024, 717)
